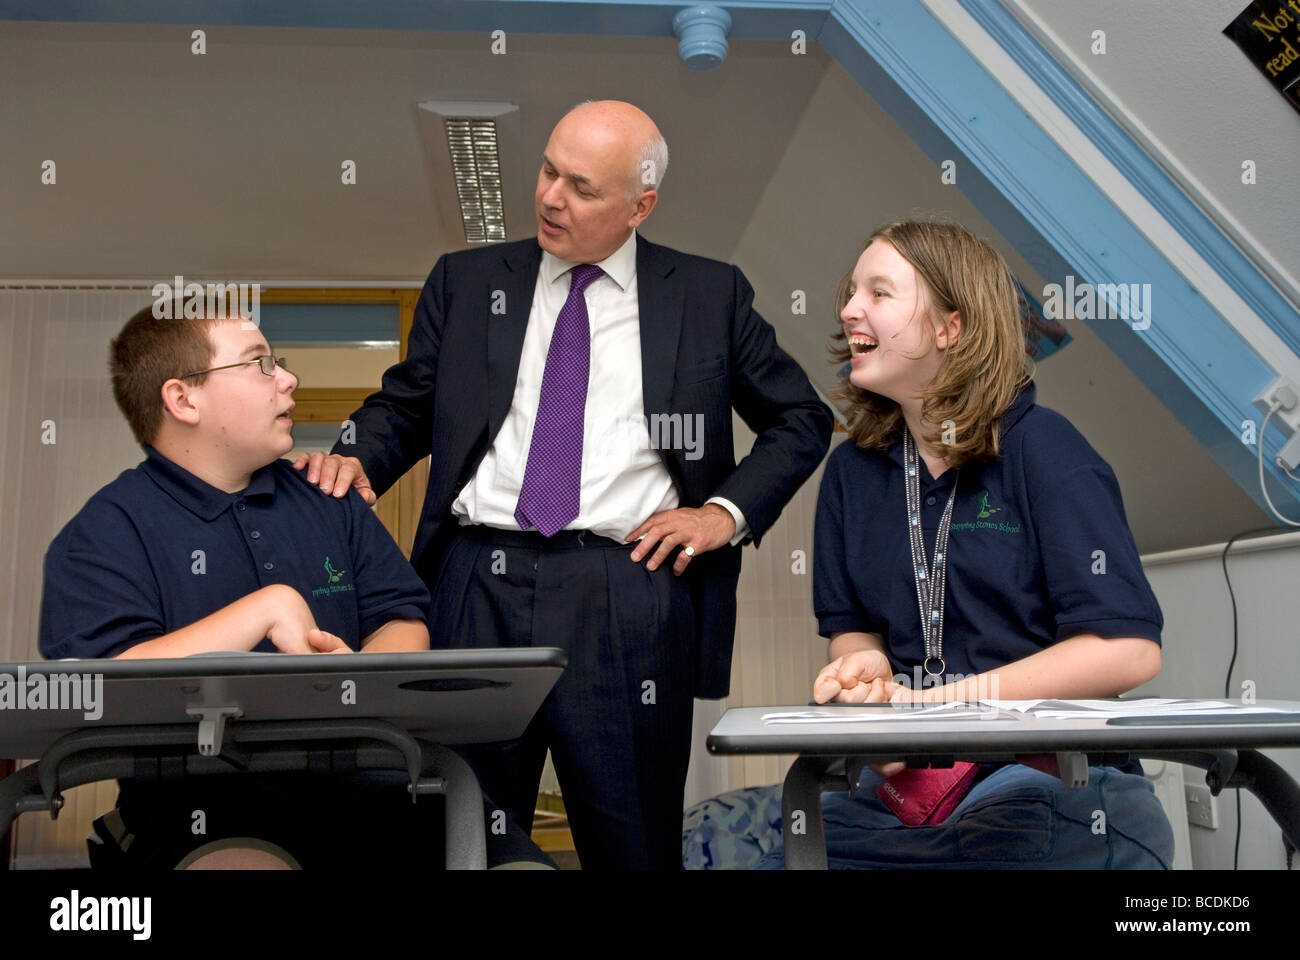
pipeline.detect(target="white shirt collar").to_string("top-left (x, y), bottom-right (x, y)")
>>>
top-left (539, 229), bottom-right (637, 292)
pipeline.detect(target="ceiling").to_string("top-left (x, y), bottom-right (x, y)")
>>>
top-left (0, 23), bottom-right (825, 279)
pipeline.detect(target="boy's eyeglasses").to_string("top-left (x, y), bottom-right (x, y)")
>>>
top-left (179, 355), bottom-right (289, 379)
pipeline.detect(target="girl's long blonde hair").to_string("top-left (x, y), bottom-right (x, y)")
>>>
top-left (830, 219), bottom-right (1034, 467)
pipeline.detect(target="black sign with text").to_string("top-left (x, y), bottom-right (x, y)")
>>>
top-left (1224, 0), bottom-right (1300, 115)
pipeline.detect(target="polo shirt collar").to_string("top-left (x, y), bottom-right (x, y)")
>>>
top-left (539, 228), bottom-right (636, 293)
top-left (998, 381), bottom-right (1037, 435)
top-left (884, 381), bottom-right (1038, 469)
top-left (140, 446), bottom-right (278, 521)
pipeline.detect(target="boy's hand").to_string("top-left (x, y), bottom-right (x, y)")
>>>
top-left (308, 628), bottom-right (351, 654)
top-left (263, 585), bottom-right (325, 655)
top-left (813, 649), bottom-right (897, 703)
top-left (291, 452), bottom-right (376, 505)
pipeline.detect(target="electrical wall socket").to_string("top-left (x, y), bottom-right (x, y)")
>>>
top-left (1253, 376), bottom-right (1300, 436)
top-left (1280, 431), bottom-right (1300, 472)
top-left (1185, 782), bottom-right (1219, 829)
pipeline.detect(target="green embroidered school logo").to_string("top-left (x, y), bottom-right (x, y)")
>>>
top-left (976, 491), bottom-right (1000, 519)
top-left (312, 556), bottom-right (355, 599)
top-left (950, 490), bottom-right (1021, 535)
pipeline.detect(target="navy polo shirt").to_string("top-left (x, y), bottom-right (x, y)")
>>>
top-left (814, 383), bottom-right (1161, 680)
top-left (40, 446), bottom-right (429, 659)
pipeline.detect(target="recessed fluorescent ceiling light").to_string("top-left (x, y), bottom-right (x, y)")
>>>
top-left (445, 118), bottom-right (506, 243)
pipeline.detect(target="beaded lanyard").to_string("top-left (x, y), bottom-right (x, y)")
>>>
top-left (904, 429), bottom-right (959, 678)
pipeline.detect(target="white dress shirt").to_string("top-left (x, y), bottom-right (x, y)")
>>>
top-left (451, 230), bottom-right (748, 544)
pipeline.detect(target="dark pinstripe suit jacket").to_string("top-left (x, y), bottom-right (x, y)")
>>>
top-left (338, 234), bottom-right (832, 697)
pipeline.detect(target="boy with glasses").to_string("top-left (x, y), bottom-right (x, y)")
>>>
top-left (39, 305), bottom-right (546, 868)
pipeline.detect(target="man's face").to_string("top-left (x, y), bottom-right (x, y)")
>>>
top-left (534, 117), bottom-right (649, 264)
top-left (192, 321), bottom-right (298, 470)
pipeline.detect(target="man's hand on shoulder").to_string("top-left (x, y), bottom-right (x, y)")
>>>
top-left (291, 452), bottom-right (376, 505)
top-left (626, 503), bottom-right (736, 576)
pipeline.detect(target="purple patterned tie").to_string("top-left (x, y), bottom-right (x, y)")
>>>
top-left (514, 263), bottom-right (604, 536)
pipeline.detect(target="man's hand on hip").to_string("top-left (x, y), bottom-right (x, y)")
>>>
top-left (626, 503), bottom-right (736, 576)
top-left (291, 452), bottom-right (376, 505)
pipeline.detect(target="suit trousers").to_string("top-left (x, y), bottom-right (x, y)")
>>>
top-left (429, 525), bottom-right (695, 869)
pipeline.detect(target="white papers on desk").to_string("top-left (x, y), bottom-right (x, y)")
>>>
top-left (760, 698), bottom-right (1294, 725)
top-left (979, 699), bottom-right (1290, 720)
top-left (762, 702), bottom-right (995, 723)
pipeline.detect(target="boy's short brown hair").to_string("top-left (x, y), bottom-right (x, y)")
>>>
top-left (110, 306), bottom-right (216, 445)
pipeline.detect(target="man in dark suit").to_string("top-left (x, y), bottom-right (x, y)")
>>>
top-left (298, 101), bottom-right (832, 868)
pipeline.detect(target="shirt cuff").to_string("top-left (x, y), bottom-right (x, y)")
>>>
top-left (705, 497), bottom-right (750, 546)
top-left (817, 615), bottom-right (871, 639)
top-left (1055, 617), bottom-right (1163, 645)
top-left (358, 605), bottom-right (430, 645)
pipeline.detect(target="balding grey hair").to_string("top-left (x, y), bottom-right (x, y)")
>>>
top-left (563, 100), bottom-right (668, 203)
top-left (629, 134), bottom-right (669, 202)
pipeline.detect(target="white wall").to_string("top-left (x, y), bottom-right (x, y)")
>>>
top-left (1008, 0), bottom-right (1300, 305)
top-left (1138, 532), bottom-right (1300, 869)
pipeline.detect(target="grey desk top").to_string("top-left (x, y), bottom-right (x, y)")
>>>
top-left (707, 701), bottom-right (1300, 759)
top-left (0, 648), bottom-right (566, 759)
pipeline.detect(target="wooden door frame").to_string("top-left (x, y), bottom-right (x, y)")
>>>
top-left (260, 288), bottom-right (426, 556)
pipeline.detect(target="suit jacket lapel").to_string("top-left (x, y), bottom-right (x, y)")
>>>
top-left (637, 235), bottom-right (683, 429)
top-left (486, 241), bottom-right (542, 442)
